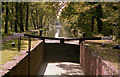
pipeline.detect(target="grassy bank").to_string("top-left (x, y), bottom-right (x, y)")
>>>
top-left (0, 37), bottom-right (39, 66)
top-left (85, 40), bottom-right (119, 68)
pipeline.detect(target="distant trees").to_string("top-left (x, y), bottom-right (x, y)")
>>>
top-left (61, 2), bottom-right (119, 37)
top-left (2, 2), bottom-right (119, 38)
top-left (2, 2), bottom-right (58, 34)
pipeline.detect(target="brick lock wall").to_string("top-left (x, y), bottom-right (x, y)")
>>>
top-left (80, 42), bottom-right (118, 76)
top-left (3, 41), bottom-right (44, 76)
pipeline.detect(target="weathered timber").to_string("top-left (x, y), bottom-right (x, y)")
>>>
top-left (24, 34), bottom-right (112, 41)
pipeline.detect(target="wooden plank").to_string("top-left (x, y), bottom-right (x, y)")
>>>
top-left (24, 34), bottom-right (112, 41)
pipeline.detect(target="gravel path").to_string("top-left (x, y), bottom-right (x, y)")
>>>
top-left (1, 34), bottom-right (19, 43)
top-left (1, 30), bottom-right (39, 43)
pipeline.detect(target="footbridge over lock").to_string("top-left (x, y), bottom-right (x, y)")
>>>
top-left (3, 34), bottom-right (113, 77)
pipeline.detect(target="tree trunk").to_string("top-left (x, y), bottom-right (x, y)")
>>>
top-left (11, 3), bottom-right (13, 30)
top-left (20, 3), bottom-right (24, 32)
top-left (96, 4), bottom-right (103, 33)
top-left (31, 13), bottom-right (36, 29)
top-left (14, 2), bottom-right (18, 32)
top-left (2, 2), bottom-right (5, 12)
top-left (33, 18), bottom-right (36, 29)
top-left (36, 9), bottom-right (39, 29)
top-left (39, 14), bottom-right (44, 28)
top-left (4, 2), bottom-right (8, 34)
top-left (26, 3), bottom-right (29, 31)
top-left (31, 9), bottom-right (36, 29)
top-left (36, 19), bottom-right (38, 29)
top-left (43, 16), bottom-right (47, 26)
top-left (118, 2), bottom-right (120, 37)
top-left (91, 16), bottom-right (94, 32)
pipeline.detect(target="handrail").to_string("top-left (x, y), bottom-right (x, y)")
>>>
top-left (24, 34), bottom-right (112, 41)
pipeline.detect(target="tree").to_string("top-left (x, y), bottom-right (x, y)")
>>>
top-left (10, 3), bottom-right (14, 30)
top-left (118, 2), bottom-right (120, 37)
top-left (91, 16), bottom-right (94, 32)
top-left (60, 2), bottom-right (118, 37)
top-left (96, 3), bottom-right (103, 33)
top-left (26, 3), bottom-right (29, 31)
top-left (14, 2), bottom-right (18, 32)
top-left (19, 2), bottom-right (24, 32)
top-left (4, 2), bottom-right (8, 34)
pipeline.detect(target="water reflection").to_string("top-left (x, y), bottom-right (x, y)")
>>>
top-left (43, 25), bottom-right (74, 38)
top-left (55, 26), bottom-right (61, 38)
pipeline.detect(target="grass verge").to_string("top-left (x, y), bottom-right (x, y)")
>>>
top-left (85, 40), bottom-right (119, 68)
top-left (0, 37), bottom-right (39, 66)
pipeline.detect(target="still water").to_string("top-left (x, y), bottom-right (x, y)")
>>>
top-left (42, 25), bottom-right (74, 38)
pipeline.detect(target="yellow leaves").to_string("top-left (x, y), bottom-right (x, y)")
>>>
top-left (82, 6), bottom-right (90, 12)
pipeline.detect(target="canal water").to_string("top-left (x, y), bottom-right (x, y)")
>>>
top-left (43, 25), bottom-right (74, 38)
